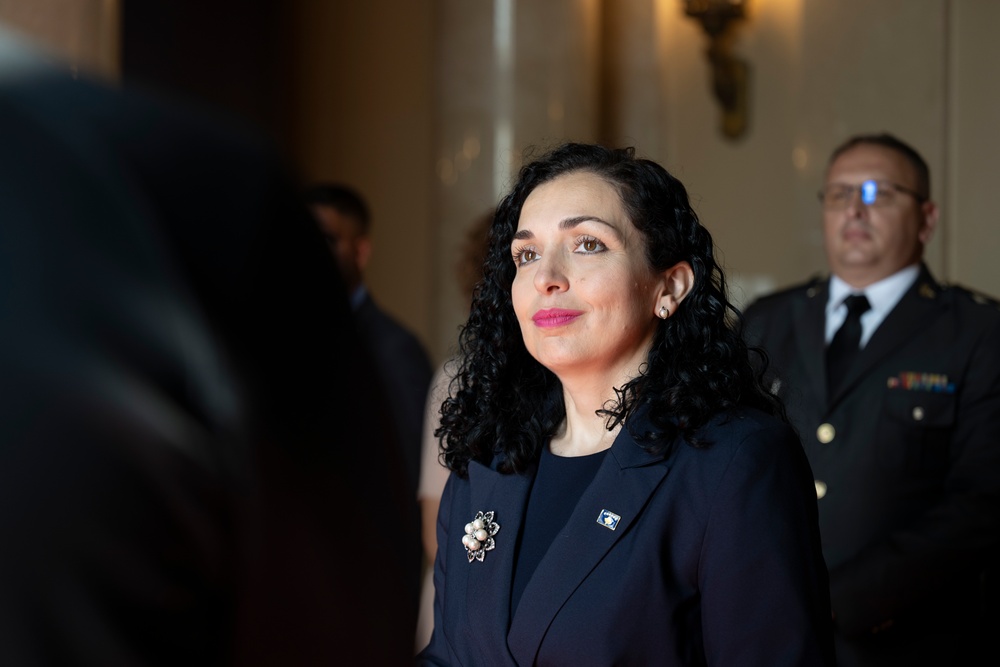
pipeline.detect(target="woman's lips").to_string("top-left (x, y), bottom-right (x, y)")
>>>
top-left (531, 308), bottom-right (584, 328)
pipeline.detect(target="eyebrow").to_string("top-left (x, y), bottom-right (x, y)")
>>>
top-left (512, 215), bottom-right (623, 241)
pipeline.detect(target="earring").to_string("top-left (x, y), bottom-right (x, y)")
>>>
top-left (658, 306), bottom-right (669, 320)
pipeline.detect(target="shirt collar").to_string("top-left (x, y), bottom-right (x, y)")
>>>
top-left (826, 264), bottom-right (920, 345)
top-left (828, 265), bottom-right (919, 313)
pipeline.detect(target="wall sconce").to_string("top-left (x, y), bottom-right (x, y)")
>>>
top-left (682, 0), bottom-right (749, 140)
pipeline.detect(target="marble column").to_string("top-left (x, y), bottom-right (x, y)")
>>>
top-left (431, 0), bottom-right (602, 361)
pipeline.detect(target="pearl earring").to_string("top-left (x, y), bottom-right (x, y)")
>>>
top-left (658, 306), bottom-right (669, 320)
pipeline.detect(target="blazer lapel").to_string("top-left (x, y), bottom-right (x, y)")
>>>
top-left (507, 429), bottom-right (671, 666)
top-left (464, 460), bottom-right (534, 666)
top-left (793, 279), bottom-right (829, 404)
top-left (829, 267), bottom-right (944, 405)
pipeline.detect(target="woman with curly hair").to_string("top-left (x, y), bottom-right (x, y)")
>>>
top-left (418, 143), bottom-right (834, 666)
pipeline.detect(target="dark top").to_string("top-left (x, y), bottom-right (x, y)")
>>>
top-left (511, 445), bottom-right (607, 614)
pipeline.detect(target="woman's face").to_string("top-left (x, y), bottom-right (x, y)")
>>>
top-left (510, 170), bottom-right (665, 383)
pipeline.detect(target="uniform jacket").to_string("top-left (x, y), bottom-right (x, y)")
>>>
top-left (743, 265), bottom-right (1000, 666)
top-left (418, 408), bottom-right (835, 666)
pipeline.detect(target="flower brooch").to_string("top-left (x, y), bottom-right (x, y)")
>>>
top-left (462, 510), bottom-right (500, 562)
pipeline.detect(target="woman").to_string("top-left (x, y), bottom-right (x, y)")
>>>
top-left (418, 143), bottom-right (834, 665)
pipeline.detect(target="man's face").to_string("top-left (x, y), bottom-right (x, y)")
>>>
top-left (311, 205), bottom-right (370, 292)
top-left (821, 143), bottom-right (937, 288)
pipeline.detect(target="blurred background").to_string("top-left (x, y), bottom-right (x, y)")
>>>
top-left (2, 0), bottom-right (996, 366)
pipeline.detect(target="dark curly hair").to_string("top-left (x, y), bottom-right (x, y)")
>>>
top-left (439, 143), bottom-right (783, 477)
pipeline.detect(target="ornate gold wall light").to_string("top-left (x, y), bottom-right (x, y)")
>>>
top-left (682, 0), bottom-right (749, 139)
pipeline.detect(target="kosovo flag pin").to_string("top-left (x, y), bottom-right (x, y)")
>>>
top-left (597, 509), bottom-right (621, 530)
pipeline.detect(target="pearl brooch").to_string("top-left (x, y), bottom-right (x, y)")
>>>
top-left (462, 510), bottom-right (500, 562)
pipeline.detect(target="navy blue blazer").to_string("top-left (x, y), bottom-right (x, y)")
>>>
top-left (418, 408), bottom-right (835, 666)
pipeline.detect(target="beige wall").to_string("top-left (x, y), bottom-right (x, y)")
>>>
top-left (430, 0), bottom-right (604, 361)
top-left (4, 0), bottom-right (998, 365)
top-left (947, 0), bottom-right (1000, 293)
top-left (0, 0), bottom-right (119, 79)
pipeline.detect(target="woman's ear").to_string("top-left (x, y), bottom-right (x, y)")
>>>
top-left (655, 261), bottom-right (694, 319)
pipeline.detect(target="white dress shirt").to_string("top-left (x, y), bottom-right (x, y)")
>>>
top-left (825, 265), bottom-right (920, 348)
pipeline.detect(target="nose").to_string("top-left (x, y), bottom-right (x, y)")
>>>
top-left (532, 253), bottom-right (570, 294)
top-left (844, 187), bottom-right (867, 218)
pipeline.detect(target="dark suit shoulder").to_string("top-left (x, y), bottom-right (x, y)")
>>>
top-left (741, 277), bottom-right (825, 347)
top-left (940, 282), bottom-right (1000, 314)
top-left (920, 282), bottom-right (1000, 342)
top-left (662, 410), bottom-right (813, 521)
top-left (744, 275), bottom-right (825, 315)
top-left (681, 408), bottom-right (800, 467)
top-left (357, 296), bottom-right (419, 341)
top-left (355, 296), bottom-right (431, 363)
top-left (714, 407), bottom-right (798, 448)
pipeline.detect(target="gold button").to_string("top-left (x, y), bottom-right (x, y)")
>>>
top-left (817, 423), bottom-right (835, 443)
top-left (815, 480), bottom-right (827, 499)
top-left (912, 406), bottom-right (925, 421)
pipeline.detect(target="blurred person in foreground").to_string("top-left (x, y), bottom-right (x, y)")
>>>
top-left (743, 133), bottom-right (1000, 666)
top-left (417, 142), bottom-right (835, 666)
top-left (0, 28), bottom-right (417, 665)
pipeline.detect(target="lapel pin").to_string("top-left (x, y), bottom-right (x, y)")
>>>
top-left (462, 510), bottom-right (500, 562)
top-left (597, 509), bottom-right (621, 530)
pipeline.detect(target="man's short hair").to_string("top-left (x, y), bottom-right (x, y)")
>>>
top-left (829, 133), bottom-right (931, 200)
top-left (303, 183), bottom-right (371, 235)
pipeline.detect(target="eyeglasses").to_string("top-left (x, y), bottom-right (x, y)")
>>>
top-left (818, 179), bottom-right (926, 210)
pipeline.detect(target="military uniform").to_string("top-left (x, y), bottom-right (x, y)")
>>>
top-left (743, 263), bottom-right (1000, 667)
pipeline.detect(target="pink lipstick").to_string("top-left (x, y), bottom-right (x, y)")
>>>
top-left (531, 308), bottom-right (584, 328)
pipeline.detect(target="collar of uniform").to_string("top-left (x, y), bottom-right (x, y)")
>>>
top-left (826, 264), bottom-right (920, 346)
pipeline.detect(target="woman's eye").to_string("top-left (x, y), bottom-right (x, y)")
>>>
top-left (575, 237), bottom-right (606, 254)
top-left (513, 247), bottom-right (539, 265)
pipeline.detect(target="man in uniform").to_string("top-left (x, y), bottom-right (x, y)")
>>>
top-left (743, 133), bottom-right (1000, 666)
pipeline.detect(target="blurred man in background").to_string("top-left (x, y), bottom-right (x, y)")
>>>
top-left (744, 133), bottom-right (1000, 667)
top-left (304, 183), bottom-right (433, 498)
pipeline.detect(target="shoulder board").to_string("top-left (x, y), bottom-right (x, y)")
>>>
top-left (942, 283), bottom-right (1000, 310)
top-left (752, 274), bottom-right (825, 302)
top-left (803, 274), bottom-right (826, 299)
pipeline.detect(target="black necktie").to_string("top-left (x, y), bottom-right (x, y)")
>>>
top-left (826, 294), bottom-right (871, 396)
